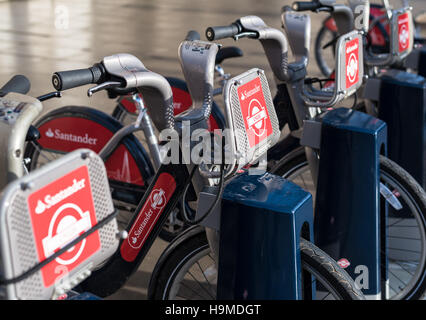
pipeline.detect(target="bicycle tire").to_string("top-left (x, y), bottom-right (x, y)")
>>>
top-left (271, 150), bottom-right (426, 300)
top-left (147, 230), bottom-right (365, 300)
top-left (314, 24), bottom-right (338, 78)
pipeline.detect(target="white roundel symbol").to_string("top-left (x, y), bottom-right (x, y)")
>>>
top-left (399, 24), bottom-right (409, 49)
top-left (151, 189), bottom-right (166, 210)
top-left (347, 53), bottom-right (358, 84)
top-left (246, 99), bottom-right (267, 137)
top-left (42, 203), bottom-right (92, 265)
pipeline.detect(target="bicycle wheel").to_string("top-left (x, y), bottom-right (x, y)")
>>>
top-left (147, 230), bottom-right (364, 300)
top-left (272, 150), bottom-right (426, 300)
top-left (314, 23), bottom-right (338, 78)
top-left (24, 106), bottom-right (155, 230)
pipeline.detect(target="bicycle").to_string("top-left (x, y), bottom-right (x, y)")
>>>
top-left (147, 12), bottom-right (426, 300)
top-left (0, 75), bottom-right (119, 300)
top-left (31, 50), bottom-right (365, 300)
top-left (314, 0), bottom-right (425, 77)
top-left (23, 31), bottom-right (244, 243)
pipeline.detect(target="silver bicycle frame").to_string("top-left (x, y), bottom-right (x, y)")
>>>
top-left (100, 94), bottom-right (162, 171)
top-left (0, 93), bottom-right (42, 187)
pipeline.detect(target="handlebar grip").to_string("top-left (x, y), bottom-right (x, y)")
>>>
top-left (185, 30), bottom-right (201, 41)
top-left (292, 1), bottom-right (321, 11)
top-left (205, 24), bottom-right (241, 41)
top-left (0, 75), bottom-right (31, 96)
top-left (52, 64), bottom-right (104, 91)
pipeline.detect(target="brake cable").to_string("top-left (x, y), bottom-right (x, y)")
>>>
top-left (180, 135), bottom-right (226, 225)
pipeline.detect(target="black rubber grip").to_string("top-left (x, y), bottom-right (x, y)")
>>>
top-left (292, 1), bottom-right (321, 11)
top-left (185, 30), bottom-right (201, 41)
top-left (52, 64), bottom-right (103, 91)
top-left (0, 75), bottom-right (31, 96)
top-left (205, 24), bottom-right (241, 41)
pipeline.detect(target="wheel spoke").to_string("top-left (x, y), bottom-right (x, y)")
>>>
top-left (187, 270), bottom-right (215, 299)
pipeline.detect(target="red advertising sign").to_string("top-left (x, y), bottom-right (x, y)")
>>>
top-left (237, 77), bottom-right (272, 148)
top-left (27, 165), bottom-right (100, 288)
top-left (120, 172), bottom-right (176, 262)
top-left (398, 13), bottom-right (410, 53)
top-left (345, 38), bottom-right (360, 89)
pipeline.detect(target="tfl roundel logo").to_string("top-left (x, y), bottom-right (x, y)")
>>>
top-left (345, 38), bottom-right (360, 90)
top-left (151, 189), bottom-right (166, 210)
top-left (398, 13), bottom-right (410, 53)
top-left (27, 165), bottom-right (100, 288)
top-left (238, 77), bottom-right (272, 148)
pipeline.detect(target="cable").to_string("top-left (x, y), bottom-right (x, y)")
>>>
top-left (181, 137), bottom-right (226, 225)
top-left (351, 91), bottom-right (358, 110)
top-left (0, 209), bottom-right (118, 286)
top-left (304, 77), bottom-right (335, 89)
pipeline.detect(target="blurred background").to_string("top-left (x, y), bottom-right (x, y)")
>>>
top-left (0, 0), bottom-right (424, 299)
top-left (0, 0), bottom-right (424, 116)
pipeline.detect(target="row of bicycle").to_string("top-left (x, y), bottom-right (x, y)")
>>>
top-left (0, 0), bottom-right (425, 300)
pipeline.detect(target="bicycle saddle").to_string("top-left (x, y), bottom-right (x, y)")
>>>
top-left (0, 75), bottom-right (31, 97)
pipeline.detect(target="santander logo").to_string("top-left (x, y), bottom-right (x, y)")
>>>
top-left (238, 77), bottom-right (272, 148)
top-left (240, 83), bottom-right (261, 101)
top-left (45, 128), bottom-right (98, 146)
top-left (345, 38), bottom-right (360, 89)
top-left (398, 14), bottom-right (410, 52)
top-left (130, 188), bottom-right (166, 245)
top-left (120, 172), bottom-right (176, 262)
top-left (35, 178), bottom-right (86, 214)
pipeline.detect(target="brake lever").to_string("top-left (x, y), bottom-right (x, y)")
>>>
top-left (87, 81), bottom-right (123, 97)
top-left (233, 31), bottom-right (258, 41)
top-left (315, 7), bottom-right (332, 13)
top-left (37, 91), bottom-right (62, 102)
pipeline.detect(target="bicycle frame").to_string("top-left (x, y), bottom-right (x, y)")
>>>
top-left (0, 92), bottom-right (42, 186)
top-left (99, 95), bottom-right (162, 171)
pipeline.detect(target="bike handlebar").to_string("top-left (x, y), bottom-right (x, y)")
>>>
top-left (206, 23), bottom-right (241, 41)
top-left (292, 1), bottom-right (321, 12)
top-left (0, 75), bottom-right (31, 96)
top-left (52, 54), bottom-right (175, 131)
top-left (52, 63), bottom-right (105, 91)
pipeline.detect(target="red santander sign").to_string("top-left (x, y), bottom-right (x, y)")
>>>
top-left (398, 13), bottom-right (410, 53)
top-left (120, 172), bottom-right (176, 262)
top-left (238, 77), bottom-right (272, 148)
top-left (27, 165), bottom-right (100, 288)
top-left (345, 38), bottom-right (360, 90)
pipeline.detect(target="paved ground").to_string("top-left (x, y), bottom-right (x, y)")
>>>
top-left (0, 0), bottom-right (425, 299)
